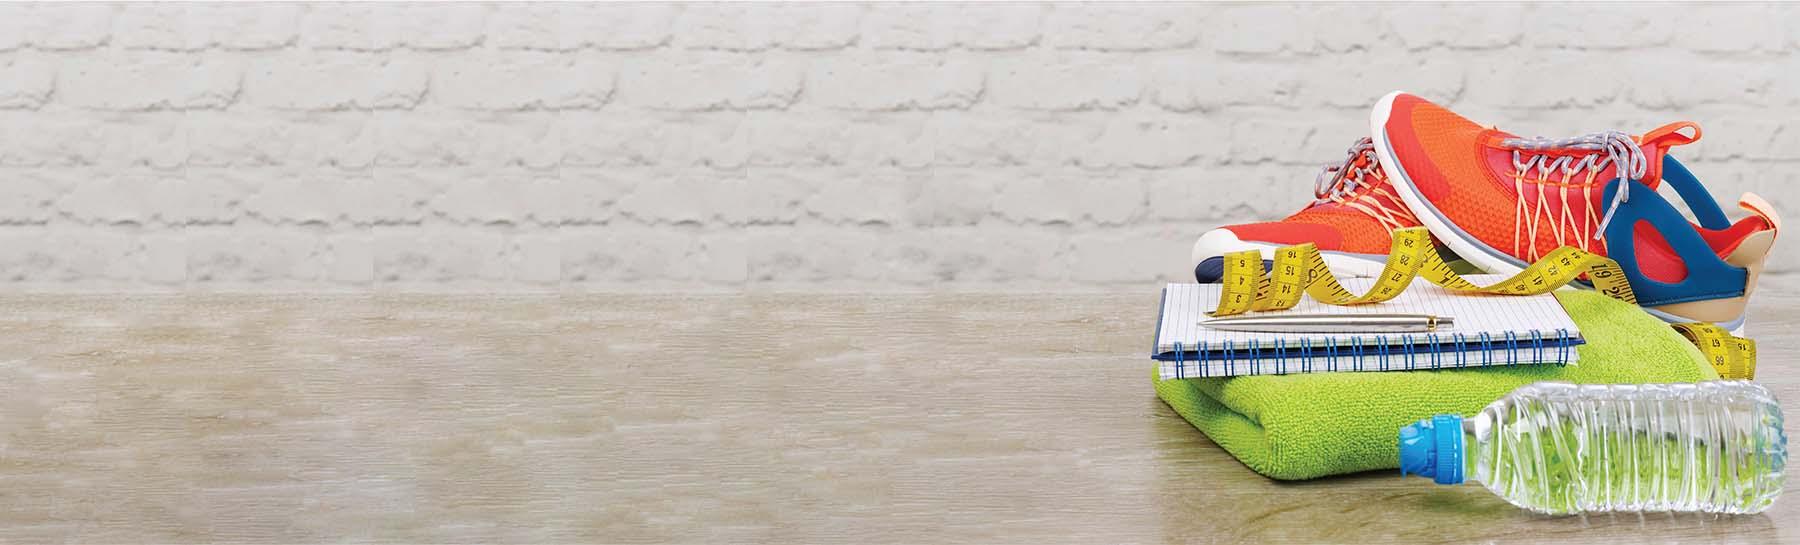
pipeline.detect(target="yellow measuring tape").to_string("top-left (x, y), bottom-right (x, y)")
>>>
top-left (1213, 227), bottom-right (1755, 379)
top-left (1672, 323), bottom-right (1756, 381)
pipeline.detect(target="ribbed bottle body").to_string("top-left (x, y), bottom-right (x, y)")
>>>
top-left (1465, 381), bottom-right (1785, 514)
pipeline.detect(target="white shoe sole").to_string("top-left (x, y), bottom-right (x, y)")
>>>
top-left (1642, 306), bottom-right (1748, 337)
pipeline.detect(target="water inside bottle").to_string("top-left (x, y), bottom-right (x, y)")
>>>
top-left (1465, 382), bottom-right (1786, 514)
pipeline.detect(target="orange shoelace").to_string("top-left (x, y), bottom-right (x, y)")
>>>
top-left (1501, 131), bottom-right (1647, 260)
top-left (1312, 137), bottom-right (1419, 232)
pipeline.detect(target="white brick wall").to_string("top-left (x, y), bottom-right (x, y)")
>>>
top-left (3, 2), bottom-right (1799, 291)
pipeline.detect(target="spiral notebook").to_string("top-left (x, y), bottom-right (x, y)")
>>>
top-left (1153, 275), bottom-right (1584, 379)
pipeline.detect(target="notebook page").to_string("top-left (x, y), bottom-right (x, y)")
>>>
top-left (1154, 275), bottom-right (1583, 357)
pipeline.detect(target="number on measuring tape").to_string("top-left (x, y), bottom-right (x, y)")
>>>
top-left (1673, 323), bottom-right (1756, 380)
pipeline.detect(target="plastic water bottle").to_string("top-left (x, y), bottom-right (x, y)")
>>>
top-left (1398, 381), bottom-right (1787, 514)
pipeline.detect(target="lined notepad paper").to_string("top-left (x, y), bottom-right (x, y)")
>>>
top-left (1153, 275), bottom-right (1583, 378)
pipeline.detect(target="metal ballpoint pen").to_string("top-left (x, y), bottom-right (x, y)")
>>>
top-left (1200, 313), bottom-right (1453, 334)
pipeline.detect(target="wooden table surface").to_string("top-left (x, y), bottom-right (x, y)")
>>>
top-left (0, 290), bottom-right (1794, 543)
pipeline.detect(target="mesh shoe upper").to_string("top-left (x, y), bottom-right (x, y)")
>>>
top-left (1216, 138), bottom-right (1420, 256)
top-left (1375, 91), bottom-right (1775, 302)
top-left (1376, 94), bottom-right (1698, 260)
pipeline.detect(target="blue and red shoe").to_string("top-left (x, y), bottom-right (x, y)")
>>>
top-left (1371, 91), bottom-right (1779, 334)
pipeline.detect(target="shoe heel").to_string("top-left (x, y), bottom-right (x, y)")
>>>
top-left (1647, 229), bottom-right (1776, 326)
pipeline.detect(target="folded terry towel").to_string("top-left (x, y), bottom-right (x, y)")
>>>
top-left (1154, 290), bottom-right (1718, 480)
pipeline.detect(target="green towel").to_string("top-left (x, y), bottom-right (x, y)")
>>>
top-left (1154, 290), bottom-right (1718, 481)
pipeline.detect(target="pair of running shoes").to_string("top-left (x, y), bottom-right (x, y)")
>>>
top-left (1191, 92), bottom-right (1780, 334)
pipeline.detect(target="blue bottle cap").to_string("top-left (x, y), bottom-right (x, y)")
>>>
top-left (1398, 414), bottom-right (1465, 485)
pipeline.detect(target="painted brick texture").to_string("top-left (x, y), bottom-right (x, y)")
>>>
top-left (3, 2), bottom-right (1799, 291)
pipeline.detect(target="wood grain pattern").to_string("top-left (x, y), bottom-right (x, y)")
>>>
top-left (0, 291), bottom-right (1793, 543)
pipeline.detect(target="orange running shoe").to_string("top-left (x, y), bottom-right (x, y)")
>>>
top-left (1371, 91), bottom-right (1778, 332)
top-left (1190, 138), bottom-right (1422, 282)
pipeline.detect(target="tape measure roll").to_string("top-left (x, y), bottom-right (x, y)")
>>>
top-left (1211, 227), bottom-right (1755, 380)
top-left (1673, 323), bottom-right (1757, 380)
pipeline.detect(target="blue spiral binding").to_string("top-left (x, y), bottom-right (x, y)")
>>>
top-left (1197, 341), bottom-right (1210, 377)
top-left (1425, 333), bottom-right (1441, 369)
top-left (1529, 330), bottom-right (1545, 364)
top-left (1299, 338), bottom-right (1314, 374)
top-left (1375, 336), bottom-right (1390, 372)
top-left (1382, 338), bottom-right (1396, 372)
top-left (1222, 340), bottom-right (1235, 376)
top-left (1400, 334), bottom-right (1416, 370)
top-left (1174, 324), bottom-right (1578, 379)
top-left (1173, 341), bottom-right (1185, 379)
top-left (1247, 339), bottom-right (1261, 376)
top-left (1504, 331), bottom-right (1519, 365)
top-left (1274, 339), bottom-right (1287, 375)
top-left (1452, 333), bottom-right (1468, 367)
top-left (1556, 327), bottom-right (1570, 366)
top-left (1479, 332), bottom-right (1493, 366)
